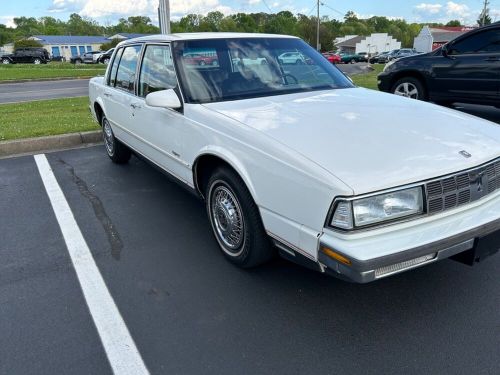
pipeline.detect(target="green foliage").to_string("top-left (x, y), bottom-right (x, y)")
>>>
top-left (100, 38), bottom-right (121, 51)
top-left (0, 10), bottom-right (469, 51)
top-left (13, 39), bottom-right (43, 49)
top-left (446, 20), bottom-right (462, 27)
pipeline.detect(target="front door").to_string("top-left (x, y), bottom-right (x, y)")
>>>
top-left (432, 28), bottom-right (500, 102)
top-left (129, 43), bottom-right (191, 182)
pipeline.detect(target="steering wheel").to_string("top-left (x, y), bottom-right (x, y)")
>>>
top-left (283, 73), bottom-right (298, 85)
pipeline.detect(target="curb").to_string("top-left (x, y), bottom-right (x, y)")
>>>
top-left (0, 77), bottom-right (96, 85)
top-left (0, 131), bottom-right (102, 158)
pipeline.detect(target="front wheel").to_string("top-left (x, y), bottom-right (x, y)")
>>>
top-left (2, 58), bottom-right (10, 64)
top-left (102, 115), bottom-right (131, 164)
top-left (103, 57), bottom-right (110, 65)
top-left (33, 58), bottom-right (41, 64)
top-left (206, 167), bottom-right (274, 268)
top-left (391, 77), bottom-right (427, 101)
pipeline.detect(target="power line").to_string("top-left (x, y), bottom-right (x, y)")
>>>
top-left (261, 0), bottom-right (274, 13)
top-left (320, 2), bottom-right (345, 17)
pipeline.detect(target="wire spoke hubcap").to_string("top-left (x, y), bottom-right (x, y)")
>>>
top-left (211, 185), bottom-right (244, 252)
top-left (103, 119), bottom-right (114, 156)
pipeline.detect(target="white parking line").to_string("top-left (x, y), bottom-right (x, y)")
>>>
top-left (34, 154), bottom-right (149, 375)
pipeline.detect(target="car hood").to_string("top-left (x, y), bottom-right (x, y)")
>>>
top-left (202, 88), bottom-right (500, 194)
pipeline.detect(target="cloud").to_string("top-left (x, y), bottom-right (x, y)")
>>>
top-left (445, 1), bottom-right (470, 18)
top-left (413, 2), bottom-right (474, 23)
top-left (414, 3), bottom-right (443, 15)
top-left (248, 0), bottom-right (261, 5)
top-left (48, 0), bottom-right (84, 13)
top-left (0, 16), bottom-right (16, 28)
top-left (48, 0), bottom-right (232, 19)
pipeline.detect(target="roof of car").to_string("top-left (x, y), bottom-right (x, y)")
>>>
top-left (120, 32), bottom-right (299, 45)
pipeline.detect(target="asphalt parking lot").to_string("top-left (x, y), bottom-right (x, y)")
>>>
top-left (1, 145), bottom-right (499, 374)
top-left (0, 79), bottom-right (89, 104)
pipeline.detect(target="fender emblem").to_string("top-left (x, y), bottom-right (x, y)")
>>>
top-left (459, 150), bottom-right (471, 158)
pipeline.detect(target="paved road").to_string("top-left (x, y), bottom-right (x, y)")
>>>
top-left (0, 79), bottom-right (89, 104)
top-left (1, 146), bottom-right (499, 374)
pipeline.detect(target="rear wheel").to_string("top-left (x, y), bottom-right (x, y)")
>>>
top-left (33, 58), bottom-right (41, 64)
top-left (206, 167), bottom-right (274, 268)
top-left (103, 57), bottom-right (110, 65)
top-left (102, 115), bottom-right (131, 164)
top-left (391, 77), bottom-right (427, 101)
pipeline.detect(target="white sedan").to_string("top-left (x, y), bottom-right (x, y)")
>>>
top-left (89, 33), bottom-right (500, 283)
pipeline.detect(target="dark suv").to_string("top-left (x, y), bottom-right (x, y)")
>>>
top-left (1, 47), bottom-right (50, 64)
top-left (378, 24), bottom-right (500, 107)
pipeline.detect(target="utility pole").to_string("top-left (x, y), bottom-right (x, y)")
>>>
top-left (158, 0), bottom-right (171, 34)
top-left (316, 0), bottom-right (320, 51)
top-left (481, 0), bottom-right (490, 26)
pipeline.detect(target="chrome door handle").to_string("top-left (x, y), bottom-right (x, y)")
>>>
top-left (130, 103), bottom-right (142, 109)
top-left (104, 92), bottom-right (113, 97)
top-left (484, 57), bottom-right (500, 62)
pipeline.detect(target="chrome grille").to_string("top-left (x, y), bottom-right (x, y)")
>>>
top-left (425, 158), bottom-right (500, 215)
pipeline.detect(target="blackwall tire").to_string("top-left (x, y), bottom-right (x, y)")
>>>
top-left (102, 115), bottom-right (131, 164)
top-left (206, 167), bottom-right (274, 268)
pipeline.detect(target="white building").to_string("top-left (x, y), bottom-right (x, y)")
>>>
top-left (413, 26), bottom-right (474, 53)
top-left (335, 33), bottom-right (401, 54)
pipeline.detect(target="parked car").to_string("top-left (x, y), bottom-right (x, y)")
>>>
top-left (357, 52), bottom-right (369, 62)
top-left (70, 51), bottom-right (102, 64)
top-left (322, 53), bottom-right (341, 64)
top-left (97, 48), bottom-right (115, 64)
top-left (1, 47), bottom-right (50, 64)
top-left (183, 52), bottom-right (219, 66)
top-left (89, 33), bottom-right (500, 283)
top-left (340, 53), bottom-right (364, 64)
top-left (390, 48), bottom-right (420, 60)
top-left (369, 51), bottom-right (390, 64)
top-left (278, 51), bottom-right (308, 64)
top-left (378, 24), bottom-right (500, 106)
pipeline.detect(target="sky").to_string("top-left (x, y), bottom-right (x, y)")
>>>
top-left (0, 0), bottom-right (497, 28)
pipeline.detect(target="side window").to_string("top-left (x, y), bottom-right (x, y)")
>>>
top-left (115, 45), bottom-right (142, 94)
top-left (449, 29), bottom-right (500, 55)
top-left (108, 48), bottom-right (123, 87)
top-left (138, 44), bottom-right (178, 98)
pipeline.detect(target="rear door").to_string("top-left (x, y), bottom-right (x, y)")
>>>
top-left (103, 45), bottom-right (144, 151)
top-left (432, 27), bottom-right (500, 102)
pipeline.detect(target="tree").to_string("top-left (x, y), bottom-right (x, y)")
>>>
top-left (14, 39), bottom-right (43, 49)
top-left (478, 11), bottom-right (492, 26)
top-left (100, 39), bottom-right (121, 51)
top-left (344, 11), bottom-right (358, 23)
top-left (446, 20), bottom-right (461, 27)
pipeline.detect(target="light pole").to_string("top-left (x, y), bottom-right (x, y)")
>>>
top-left (158, 0), bottom-right (171, 34)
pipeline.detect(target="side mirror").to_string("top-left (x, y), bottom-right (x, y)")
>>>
top-left (145, 89), bottom-right (181, 109)
top-left (442, 43), bottom-right (451, 57)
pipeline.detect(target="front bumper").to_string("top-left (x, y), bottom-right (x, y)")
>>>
top-left (318, 192), bottom-right (500, 283)
top-left (377, 71), bottom-right (393, 92)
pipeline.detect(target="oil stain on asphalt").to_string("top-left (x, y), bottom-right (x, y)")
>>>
top-left (57, 157), bottom-right (123, 260)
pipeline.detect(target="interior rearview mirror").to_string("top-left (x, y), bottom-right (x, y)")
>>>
top-left (145, 89), bottom-right (181, 109)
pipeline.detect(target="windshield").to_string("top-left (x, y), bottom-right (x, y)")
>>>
top-left (172, 38), bottom-right (354, 103)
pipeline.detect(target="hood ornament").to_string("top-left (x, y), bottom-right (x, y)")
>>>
top-left (459, 150), bottom-right (472, 158)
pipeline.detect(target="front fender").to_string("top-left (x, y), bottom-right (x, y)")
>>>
top-left (193, 146), bottom-right (258, 202)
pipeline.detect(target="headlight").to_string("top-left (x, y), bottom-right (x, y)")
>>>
top-left (383, 60), bottom-right (396, 72)
top-left (330, 187), bottom-right (424, 230)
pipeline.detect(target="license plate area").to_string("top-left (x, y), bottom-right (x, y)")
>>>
top-left (451, 229), bottom-right (500, 266)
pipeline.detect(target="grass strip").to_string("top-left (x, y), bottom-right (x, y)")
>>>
top-left (0, 97), bottom-right (99, 141)
top-left (0, 62), bottom-right (106, 81)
